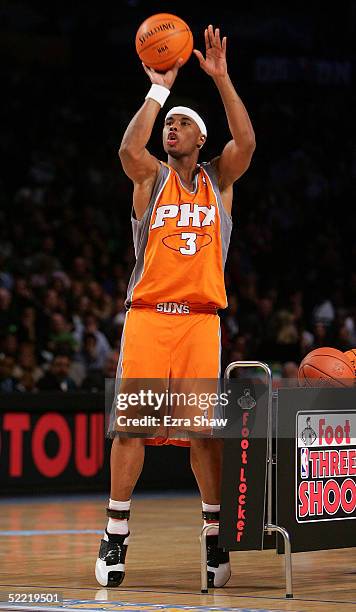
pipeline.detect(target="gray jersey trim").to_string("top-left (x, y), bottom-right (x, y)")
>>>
top-left (107, 310), bottom-right (128, 436)
top-left (125, 163), bottom-right (171, 307)
top-left (200, 162), bottom-right (232, 266)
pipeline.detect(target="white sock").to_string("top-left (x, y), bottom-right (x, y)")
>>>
top-left (107, 498), bottom-right (131, 535)
top-left (202, 501), bottom-right (220, 537)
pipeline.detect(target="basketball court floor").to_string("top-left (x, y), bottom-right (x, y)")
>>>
top-left (0, 493), bottom-right (355, 612)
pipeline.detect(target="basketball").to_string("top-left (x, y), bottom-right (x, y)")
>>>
top-left (298, 346), bottom-right (355, 387)
top-left (344, 348), bottom-right (356, 376)
top-left (135, 13), bottom-right (193, 72)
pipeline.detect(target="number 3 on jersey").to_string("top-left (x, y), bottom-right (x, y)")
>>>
top-left (180, 232), bottom-right (197, 255)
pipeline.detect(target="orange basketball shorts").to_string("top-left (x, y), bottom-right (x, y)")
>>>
top-left (112, 306), bottom-right (221, 446)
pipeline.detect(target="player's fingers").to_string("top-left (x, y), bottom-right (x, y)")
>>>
top-left (171, 57), bottom-right (184, 72)
top-left (193, 49), bottom-right (205, 64)
top-left (204, 28), bottom-right (210, 50)
top-left (208, 24), bottom-right (215, 48)
top-left (222, 36), bottom-right (227, 53)
top-left (214, 27), bottom-right (221, 46)
top-left (142, 62), bottom-right (154, 75)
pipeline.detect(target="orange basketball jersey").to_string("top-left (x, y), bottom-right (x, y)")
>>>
top-left (126, 161), bottom-right (232, 311)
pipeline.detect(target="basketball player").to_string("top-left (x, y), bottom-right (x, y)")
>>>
top-left (96, 25), bottom-right (255, 588)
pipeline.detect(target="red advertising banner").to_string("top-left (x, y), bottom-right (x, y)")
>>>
top-left (0, 393), bottom-right (108, 493)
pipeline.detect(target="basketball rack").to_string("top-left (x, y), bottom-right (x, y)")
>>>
top-left (200, 361), bottom-right (293, 598)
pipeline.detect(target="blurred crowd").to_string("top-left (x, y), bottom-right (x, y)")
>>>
top-left (1, 5), bottom-right (355, 392)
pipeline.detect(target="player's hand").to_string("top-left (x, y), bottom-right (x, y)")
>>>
top-left (193, 25), bottom-right (227, 79)
top-left (142, 58), bottom-right (183, 90)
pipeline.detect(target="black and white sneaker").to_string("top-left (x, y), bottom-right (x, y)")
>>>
top-left (206, 535), bottom-right (231, 588)
top-left (95, 530), bottom-right (130, 587)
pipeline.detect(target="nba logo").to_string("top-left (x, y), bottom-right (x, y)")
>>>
top-left (301, 448), bottom-right (309, 479)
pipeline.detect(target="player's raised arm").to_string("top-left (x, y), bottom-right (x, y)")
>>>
top-left (119, 59), bottom-right (183, 185)
top-left (193, 25), bottom-right (256, 191)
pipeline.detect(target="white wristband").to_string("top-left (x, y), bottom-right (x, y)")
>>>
top-left (145, 84), bottom-right (170, 108)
